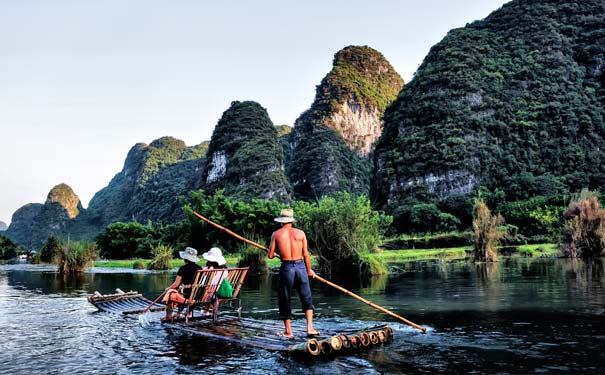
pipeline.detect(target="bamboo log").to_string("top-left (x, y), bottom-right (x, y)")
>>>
top-left (369, 331), bottom-right (379, 345)
top-left (328, 336), bottom-right (342, 351)
top-left (192, 211), bottom-right (427, 333)
top-left (288, 339), bottom-right (320, 356)
top-left (377, 330), bottom-right (387, 343)
top-left (319, 340), bottom-right (333, 355)
top-left (349, 335), bottom-right (361, 349)
top-left (338, 333), bottom-right (350, 349)
top-left (385, 325), bottom-right (394, 339)
top-left (359, 332), bottom-right (370, 347)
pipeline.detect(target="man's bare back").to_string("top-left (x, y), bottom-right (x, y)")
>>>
top-left (270, 226), bottom-right (306, 260)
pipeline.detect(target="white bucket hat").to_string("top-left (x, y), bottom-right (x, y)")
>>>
top-left (202, 247), bottom-right (226, 266)
top-left (274, 208), bottom-right (296, 223)
top-left (179, 247), bottom-right (200, 263)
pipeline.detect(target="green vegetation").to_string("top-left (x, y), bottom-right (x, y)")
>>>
top-left (0, 234), bottom-right (19, 260)
top-left (288, 46), bottom-right (403, 200)
top-left (132, 259), bottom-right (146, 269)
top-left (373, 0), bottom-right (605, 236)
top-left (473, 199), bottom-right (505, 262)
top-left (147, 244), bottom-right (174, 270)
top-left (201, 101), bottom-right (291, 201)
top-left (560, 191), bottom-right (605, 258)
top-left (39, 236), bottom-right (61, 263)
top-left (324, 46), bottom-right (404, 113)
top-left (83, 137), bottom-right (208, 228)
top-left (46, 183), bottom-right (82, 218)
top-left (237, 246), bottom-right (269, 275)
top-left (293, 192), bottom-right (392, 276)
top-left (379, 247), bottom-right (469, 263)
top-left (55, 241), bottom-right (97, 274)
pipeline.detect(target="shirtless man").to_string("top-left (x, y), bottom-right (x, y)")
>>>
top-left (268, 208), bottom-right (319, 338)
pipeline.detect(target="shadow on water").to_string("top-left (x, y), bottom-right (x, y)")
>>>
top-left (1, 257), bottom-right (605, 373)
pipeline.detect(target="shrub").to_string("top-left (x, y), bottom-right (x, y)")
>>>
top-left (472, 199), bottom-right (505, 262)
top-left (393, 203), bottom-right (461, 234)
top-left (40, 236), bottom-right (61, 263)
top-left (0, 234), bottom-right (19, 260)
top-left (359, 254), bottom-right (387, 277)
top-left (382, 231), bottom-right (472, 250)
top-left (183, 189), bottom-right (284, 253)
top-left (560, 192), bottom-right (605, 258)
top-left (293, 192), bottom-right (391, 276)
top-left (237, 246), bottom-right (269, 274)
top-left (55, 241), bottom-right (97, 274)
top-left (132, 260), bottom-right (146, 270)
top-left (147, 244), bottom-right (174, 270)
top-left (96, 222), bottom-right (154, 259)
top-left (500, 195), bottom-right (565, 240)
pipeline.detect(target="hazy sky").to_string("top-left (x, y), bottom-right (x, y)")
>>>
top-left (0, 0), bottom-right (509, 225)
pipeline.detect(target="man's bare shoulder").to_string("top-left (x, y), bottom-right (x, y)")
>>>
top-left (291, 227), bottom-right (306, 237)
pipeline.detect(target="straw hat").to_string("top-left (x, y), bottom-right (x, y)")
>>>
top-left (179, 247), bottom-right (200, 263)
top-left (274, 208), bottom-right (296, 223)
top-left (202, 247), bottom-right (226, 266)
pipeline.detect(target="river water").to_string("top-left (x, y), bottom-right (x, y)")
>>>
top-left (1, 257), bottom-right (604, 374)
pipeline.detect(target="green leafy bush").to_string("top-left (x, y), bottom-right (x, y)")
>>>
top-left (0, 234), bottom-right (18, 260)
top-left (560, 191), bottom-right (605, 258)
top-left (55, 241), bottom-right (97, 274)
top-left (293, 192), bottom-right (391, 276)
top-left (473, 199), bottom-right (505, 262)
top-left (96, 222), bottom-right (154, 259)
top-left (147, 244), bottom-right (174, 270)
top-left (132, 260), bottom-right (146, 270)
top-left (392, 203), bottom-right (461, 234)
top-left (184, 190), bottom-right (284, 253)
top-left (237, 246), bottom-right (269, 275)
top-left (40, 236), bottom-right (61, 263)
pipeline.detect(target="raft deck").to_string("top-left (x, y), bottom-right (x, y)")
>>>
top-left (89, 290), bottom-right (394, 358)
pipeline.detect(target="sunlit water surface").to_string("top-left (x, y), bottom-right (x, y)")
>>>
top-left (1, 257), bottom-right (604, 374)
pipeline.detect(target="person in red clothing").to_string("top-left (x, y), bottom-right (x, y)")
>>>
top-left (268, 208), bottom-right (319, 339)
top-left (163, 246), bottom-right (202, 320)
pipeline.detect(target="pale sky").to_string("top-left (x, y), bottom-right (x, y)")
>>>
top-left (0, 0), bottom-right (509, 225)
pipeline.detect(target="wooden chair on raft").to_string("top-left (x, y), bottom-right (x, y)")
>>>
top-left (175, 267), bottom-right (249, 324)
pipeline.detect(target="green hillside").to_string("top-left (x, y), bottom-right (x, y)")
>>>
top-left (372, 0), bottom-right (605, 229)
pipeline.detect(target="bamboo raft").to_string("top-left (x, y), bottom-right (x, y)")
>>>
top-left (89, 289), bottom-right (394, 358)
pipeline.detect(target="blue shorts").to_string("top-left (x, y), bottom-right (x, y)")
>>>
top-left (278, 260), bottom-right (314, 319)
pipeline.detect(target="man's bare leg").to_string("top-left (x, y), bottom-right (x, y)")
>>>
top-left (283, 319), bottom-right (293, 337)
top-left (305, 309), bottom-right (318, 335)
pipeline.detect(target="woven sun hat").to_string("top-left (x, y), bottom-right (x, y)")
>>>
top-left (202, 247), bottom-right (226, 266)
top-left (274, 208), bottom-right (296, 223)
top-left (179, 247), bottom-right (200, 262)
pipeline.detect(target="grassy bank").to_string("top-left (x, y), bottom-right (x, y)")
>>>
top-left (94, 256), bottom-right (286, 270)
top-left (92, 243), bottom-right (560, 269)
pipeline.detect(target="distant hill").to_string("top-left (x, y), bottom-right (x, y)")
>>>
top-left (83, 136), bottom-right (208, 227)
top-left (200, 101), bottom-right (291, 201)
top-left (0, 221), bottom-right (7, 231)
top-left (372, 0), bottom-right (605, 214)
top-left (6, 184), bottom-right (82, 248)
top-left (288, 45), bottom-right (403, 199)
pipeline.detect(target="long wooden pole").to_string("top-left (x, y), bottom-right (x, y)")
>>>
top-left (192, 211), bottom-right (427, 333)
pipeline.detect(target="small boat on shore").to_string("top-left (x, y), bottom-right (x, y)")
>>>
top-left (89, 289), bottom-right (394, 358)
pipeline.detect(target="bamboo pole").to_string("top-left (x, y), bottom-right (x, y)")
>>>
top-left (192, 211), bottom-right (427, 333)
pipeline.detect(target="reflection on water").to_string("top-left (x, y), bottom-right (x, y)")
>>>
top-left (1, 257), bottom-right (604, 374)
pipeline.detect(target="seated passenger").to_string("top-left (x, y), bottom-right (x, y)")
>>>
top-left (163, 246), bottom-right (202, 320)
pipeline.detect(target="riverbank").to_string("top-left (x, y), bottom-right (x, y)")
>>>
top-left (92, 243), bottom-right (559, 269)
